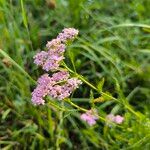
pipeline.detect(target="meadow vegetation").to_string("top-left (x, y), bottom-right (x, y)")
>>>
top-left (0, 0), bottom-right (150, 149)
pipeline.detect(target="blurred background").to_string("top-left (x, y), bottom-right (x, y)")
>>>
top-left (0, 0), bottom-right (150, 149)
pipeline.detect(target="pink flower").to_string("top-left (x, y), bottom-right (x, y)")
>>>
top-left (31, 72), bottom-right (82, 104)
top-left (57, 28), bottom-right (79, 43)
top-left (42, 56), bottom-right (64, 71)
top-left (33, 51), bottom-right (48, 66)
top-left (66, 78), bottom-right (82, 91)
top-left (106, 114), bottom-right (115, 122)
top-left (52, 71), bottom-right (69, 82)
top-left (80, 110), bottom-right (98, 126)
top-left (114, 115), bottom-right (124, 124)
top-left (33, 28), bottom-right (79, 72)
top-left (106, 114), bottom-right (124, 124)
top-left (46, 38), bottom-right (61, 49)
top-left (32, 28), bottom-right (82, 105)
top-left (31, 74), bottom-right (54, 105)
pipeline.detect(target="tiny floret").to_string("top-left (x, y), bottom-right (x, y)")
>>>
top-left (52, 71), bottom-right (69, 82)
top-left (106, 114), bottom-right (124, 124)
top-left (33, 51), bottom-right (48, 66)
top-left (80, 109), bottom-right (98, 126)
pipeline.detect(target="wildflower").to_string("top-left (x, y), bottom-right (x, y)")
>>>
top-left (42, 55), bottom-right (64, 71)
top-left (114, 115), bottom-right (124, 124)
top-left (34, 44), bottom-right (65, 71)
top-left (51, 71), bottom-right (69, 82)
top-left (34, 28), bottom-right (78, 72)
top-left (57, 28), bottom-right (79, 43)
top-left (80, 109), bottom-right (98, 126)
top-left (49, 85), bottom-right (62, 99)
top-left (31, 71), bottom-right (82, 104)
top-left (66, 78), bottom-right (82, 91)
top-left (31, 74), bottom-right (53, 105)
top-left (31, 85), bottom-right (47, 105)
top-left (48, 44), bottom-right (65, 55)
top-left (106, 114), bottom-right (124, 124)
top-left (33, 51), bottom-right (48, 66)
top-left (46, 38), bottom-right (61, 49)
top-left (37, 74), bottom-right (55, 86)
top-left (48, 77), bottom-right (82, 100)
top-left (32, 28), bottom-right (82, 104)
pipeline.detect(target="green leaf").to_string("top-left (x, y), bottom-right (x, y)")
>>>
top-left (97, 78), bottom-right (105, 92)
top-left (21, 0), bottom-right (28, 28)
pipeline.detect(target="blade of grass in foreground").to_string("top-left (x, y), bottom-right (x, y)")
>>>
top-left (98, 23), bottom-right (150, 33)
top-left (0, 49), bottom-right (36, 84)
top-left (20, 0), bottom-right (33, 51)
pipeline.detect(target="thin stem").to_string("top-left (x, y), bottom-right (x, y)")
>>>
top-left (63, 62), bottom-right (98, 91)
top-left (64, 62), bottom-right (117, 100)
top-left (101, 92), bottom-right (119, 102)
top-left (64, 63), bottom-right (141, 118)
top-left (76, 74), bottom-right (98, 91)
top-left (65, 99), bottom-right (106, 122)
top-left (48, 101), bottom-right (66, 111)
top-left (47, 99), bottom-right (77, 112)
top-left (65, 99), bottom-right (87, 112)
top-left (125, 105), bottom-right (141, 118)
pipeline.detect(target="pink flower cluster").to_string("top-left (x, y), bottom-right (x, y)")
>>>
top-left (32, 28), bottom-right (82, 105)
top-left (34, 28), bottom-right (78, 71)
top-left (57, 28), bottom-right (79, 43)
top-left (32, 71), bottom-right (82, 105)
top-left (80, 109), bottom-right (98, 126)
top-left (106, 114), bottom-right (124, 124)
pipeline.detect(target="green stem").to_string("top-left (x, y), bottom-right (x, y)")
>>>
top-left (47, 99), bottom-right (77, 112)
top-left (65, 99), bottom-right (106, 122)
top-left (65, 99), bottom-right (87, 112)
top-left (48, 101), bottom-right (66, 111)
top-left (64, 63), bottom-right (141, 118)
top-left (63, 62), bottom-right (98, 91)
top-left (125, 105), bottom-right (141, 118)
top-left (64, 63), bottom-right (117, 100)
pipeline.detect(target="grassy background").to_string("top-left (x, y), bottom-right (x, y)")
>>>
top-left (0, 0), bottom-right (150, 149)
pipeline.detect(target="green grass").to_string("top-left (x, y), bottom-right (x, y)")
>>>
top-left (0, 0), bottom-right (150, 149)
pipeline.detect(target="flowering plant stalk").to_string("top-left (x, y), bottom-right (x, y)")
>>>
top-left (31, 28), bottom-right (140, 127)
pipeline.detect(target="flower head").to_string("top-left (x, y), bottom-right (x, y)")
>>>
top-left (57, 28), bottom-right (79, 43)
top-left (32, 28), bottom-right (81, 105)
top-left (31, 72), bottom-right (82, 104)
top-left (33, 51), bottom-right (48, 66)
top-left (114, 115), bottom-right (124, 124)
top-left (31, 74), bottom-right (54, 105)
top-left (106, 114), bottom-right (124, 124)
top-left (80, 109), bottom-right (98, 126)
top-left (46, 38), bottom-right (61, 49)
top-left (52, 71), bottom-right (69, 82)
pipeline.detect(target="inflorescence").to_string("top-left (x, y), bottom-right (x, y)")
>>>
top-left (106, 114), bottom-right (124, 124)
top-left (32, 28), bottom-right (82, 105)
top-left (80, 109), bottom-right (99, 126)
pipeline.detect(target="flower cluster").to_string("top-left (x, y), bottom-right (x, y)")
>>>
top-left (34, 28), bottom-right (78, 72)
top-left (32, 71), bottom-right (82, 105)
top-left (32, 28), bottom-right (82, 105)
top-left (106, 114), bottom-right (124, 124)
top-left (57, 28), bottom-right (79, 43)
top-left (80, 109), bottom-right (98, 126)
